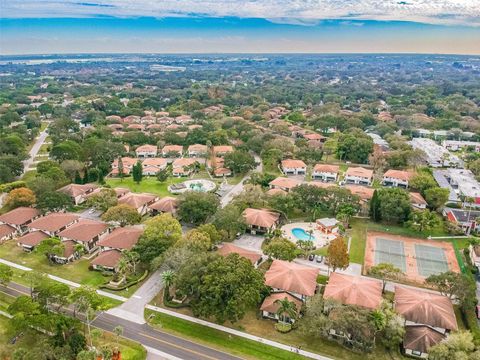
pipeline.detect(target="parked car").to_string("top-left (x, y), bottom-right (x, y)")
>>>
top-left (308, 253), bottom-right (315, 261)
top-left (316, 255), bottom-right (323, 263)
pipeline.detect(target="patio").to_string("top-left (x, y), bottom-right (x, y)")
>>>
top-left (281, 222), bottom-right (335, 248)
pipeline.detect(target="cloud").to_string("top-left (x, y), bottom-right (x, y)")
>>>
top-left (1, 0), bottom-right (479, 26)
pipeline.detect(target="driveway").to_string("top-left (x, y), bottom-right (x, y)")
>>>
top-left (78, 208), bottom-right (103, 221)
top-left (233, 234), bottom-right (265, 252)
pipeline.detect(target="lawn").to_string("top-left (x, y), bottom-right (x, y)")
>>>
top-left (0, 240), bottom-right (107, 287)
top-left (106, 176), bottom-right (184, 197)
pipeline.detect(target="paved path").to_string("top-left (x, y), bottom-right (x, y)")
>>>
top-left (22, 125), bottom-right (49, 174)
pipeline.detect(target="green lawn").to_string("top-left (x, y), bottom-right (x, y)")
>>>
top-left (106, 176), bottom-right (184, 197)
top-left (0, 241), bottom-right (107, 287)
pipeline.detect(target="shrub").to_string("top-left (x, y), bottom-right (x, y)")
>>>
top-left (275, 322), bottom-right (293, 333)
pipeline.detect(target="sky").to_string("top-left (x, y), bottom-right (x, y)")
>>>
top-left (0, 0), bottom-right (479, 55)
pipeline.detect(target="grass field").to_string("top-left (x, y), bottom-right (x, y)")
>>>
top-left (106, 176), bottom-right (184, 196)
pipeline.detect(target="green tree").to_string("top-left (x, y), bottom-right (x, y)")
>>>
top-left (424, 187), bottom-right (450, 211)
top-left (135, 213), bottom-right (182, 263)
top-left (161, 270), bottom-right (175, 302)
top-left (409, 172), bottom-right (437, 196)
top-left (406, 210), bottom-right (440, 232)
top-left (336, 129), bottom-right (374, 164)
top-left (274, 297), bottom-right (298, 323)
top-left (368, 263), bottom-right (404, 292)
top-left (264, 237), bottom-right (298, 261)
top-left (156, 168), bottom-right (169, 182)
top-left (132, 160), bottom-right (143, 184)
top-left (223, 150), bottom-right (256, 175)
top-left (429, 331), bottom-right (477, 360)
top-left (376, 188), bottom-right (411, 223)
top-left (369, 189), bottom-right (381, 221)
top-left (0, 263), bottom-right (13, 286)
top-left (36, 191), bottom-right (72, 211)
top-left (50, 140), bottom-right (83, 161)
top-left (101, 204), bottom-right (141, 226)
top-left (212, 204), bottom-right (246, 241)
top-left (177, 191), bottom-right (220, 225)
top-left (85, 188), bottom-right (118, 212)
top-left (35, 237), bottom-right (65, 264)
top-left (176, 229), bottom-right (212, 252)
top-left (326, 237), bottom-right (349, 272)
top-left (426, 271), bottom-right (476, 307)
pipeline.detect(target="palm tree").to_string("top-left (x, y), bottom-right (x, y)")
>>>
top-left (113, 325), bottom-right (123, 347)
top-left (274, 297), bottom-right (298, 324)
top-left (123, 250), bottom-right (140, 274)
top-left (162, 270), bottom-right (175, 302)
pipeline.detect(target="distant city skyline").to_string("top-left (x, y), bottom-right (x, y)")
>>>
top-left (1, 1), bottom-right (479, 55)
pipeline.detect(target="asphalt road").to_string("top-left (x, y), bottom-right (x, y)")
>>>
top-left (22, 126), bottom-right (49, 173)
top-left (1, 282), bottom-right (243, 360)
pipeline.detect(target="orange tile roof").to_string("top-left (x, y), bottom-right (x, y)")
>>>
top-left (269, 177), bottom-right (302, 190)
top-left (218, 243), bottom-right (262, 264)
top-left (281, 159), bottom-right (307, 169)
top-left (97, 227), bottom-right (142, 250)
top-left (313, 164), bottom-right (340, 173)
top-left (323, 273), bottom-right (383, 309)
top-left (58, 183), bottom-right (98, 198)
top-left (58, 219), bottom-right (108, 243)
top-left (394, 286), bottom-right (457, 330)
top-left (0, 224), bottom-right (15, 239)
top-left (142, 158), bottom-right (167, 167)
top-left (28, 213), bottom-right (79, 233)
top-left (410, 192), bottom-right (427, 205)
top-left (135, 144), bottom-right (158, 153)
top-left (344, 185), bottom-right (375, 200)
top-left (91, 249), bottom-right (122, 268)
top-left (172, 158), bottom-right (197, 168)
top-left (188, 144), bottom-right (208, 152)
top-left (0, 207), bottom-right (40, 226)
top-left (148, 197), bottom-right (178, 213)
top-left (265, 260), bottom-right (318, 296)
top-left (16, 231), bottom-right (49, 247)
top-left (213, 145), bottom-right (233, 153)
top-left (118, 193), bottom-right (157, 208)
top-left (162, 145), bottom-right (183, 153)
top-left (260, 292), bottom-right (303, 314)
top-left (242, 208), bottom-right (280, 228)
top-left (345, 167), bottom-right (373, 178)
top-left (403, 326), bottom-right (445, 354)
top-left (383, 169), bottom-right (414, 181)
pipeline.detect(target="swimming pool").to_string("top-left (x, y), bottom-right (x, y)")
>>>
top-left (291, 228), bottom-right (315, 241)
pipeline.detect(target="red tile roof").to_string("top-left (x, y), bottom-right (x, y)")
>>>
top-left (28, 213), bottom-right (79, 233)
top-left (260, 292), bottom-right (303, 314)
top-left (16, 231), bottom-right (49, 247)
top-left (383, 169), bottom-right (414, 181)
top-left (344, 185), bottom-right (375, 201)
top-left (269, 177), bottom-right (302, 190)
top-left (0, 207), bottom-right (40, 226)
top-left (281, 159), bottom-right (307, 169)
top-left (313, 164), bottom-right (340, 173)
top-left (410, 192), bottom-right (427, 205)
top-left (323, 273), bottom-right (383, 309)
top-left (118, 193), bottom-right (157, 209)
top-left (97, 227), bottom-right (142, 250)
top-left (242, 208), bottom-right (280, 228)
top-left (403, 325), bottom-right (445, 354)
top-left (58, 219), bottom-right (108, 243)
top-left (265, 260), bottom-right (318, 296)
top-left (91, 249), bottom-right (122, 268)
top-left (218, 243), bottom-right (262, 264)
top-left (345, 167), bottom-right (373, 179)
top-left (135, 144), bottom-right (158, 153)
top-left (148, 197), bottom-right (178, 213)
top-left (0, 224), bottom-right (15, 239)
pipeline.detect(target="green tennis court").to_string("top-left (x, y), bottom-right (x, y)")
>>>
top-left (415, 244), bottom-right (449, 277)
top-left (374, 238), bottom-right (407, 272)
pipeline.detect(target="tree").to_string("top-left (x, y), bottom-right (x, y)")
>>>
top-left (376, 188), bottom-right (411, 223)
top-left (410, 172), bottom-right (437, 196)
top-left (156, 168), bottom-right (169, 182)
top-left (224, 150), bottom-right (256, 175)
top-left (60, 160), bottom-right (84, 181)
top-left (35, 237), bottom-right (65, 264)
top-left (122, 250), bottom-right (140, 274)
top-left (426, 271), bottom-right (476, 306)
top-left (368, 263), bottom-right (404, 292)
top-left (177, 229), bottom-right (212, 252)
top-left (117, 157), bottom-right (124, 181)
top-left (336, 129), bottom-right (374, 164)
top-left (429, 331), bottom-right (478, 360)
top-left (326, 237), bottom-right (349, 272)
top-left (5, 187), bottom-right (36, 208)
top-left (101, 204), bottom-right (141, 226)
top-left (161, 270), bottom-right (175, 301)
top-left (196, 223), bottom-right (222, 245)
top-left (175, 253), bottom-right (265, 323)
top-left (424, 187), bottom-right (450, 211)
top-left (231, 184), bottom-right (268, 210)
top-left (177, 191), bottom-right (220, 225)
top-left (135, 213), bottom-right (182, 263)
top-left (69, 286), bottom-right (104, 345)
top-left (50, 140), bottom-right (83, 161)
top-left (274, 297), bottom-right (298, 323)
top-left (212, 204), bottom-right (246, 241)
top-left (336, 204), bottom-right (357, 228)
top-left (264, 237), bottom-right (298, 261)
top-left (0, 263), bottom-right (13, 286)
top-left (132, 161), bottom-right (143, 184)
top-left (85, 188), bottom-right (118, 212)
top-left (406, 210), bottom-right (440, 232)
top-left (36, 191), bottom-right (71, 211)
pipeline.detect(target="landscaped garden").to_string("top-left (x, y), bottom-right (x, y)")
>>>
top-left (106, 176), bottom-right (184, 197)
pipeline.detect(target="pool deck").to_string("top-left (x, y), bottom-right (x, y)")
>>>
top-left (281, 222), bottom-right (335, 248)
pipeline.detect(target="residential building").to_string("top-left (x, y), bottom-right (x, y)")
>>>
top-left (281, 159), bottom-right (307, 176)
top-left (443, 169), bottom-right (480, 204)
top-left (367, 132), bottom-right (389, 150)
top-left (316, 218), bottom-right (339, 234)
top-left (188, 144), bottom-right (208, 157)
top-left (344, 185), bottom-right (375, 216)
top-left (16, 231), bottom-right (49, 251)
top-left (0, 224), bottom-right (16, 243)
top-left (213, 145), bottom-right (234, 157)
top-left (382, 169), bottom-right (414, 188)
top-left (142, 158), bottom-right (168, 176)
top-left (218, 243), bottom-right (262, 268)
top-left (242, 208), bottom-right (280, 234)
top-left (410, 138), bottom-right (461, 168)
top-left (443, 208), bottom-right (480, 234)
top-left (148, 197), bottom-right (179, 215)
top-left (395, 286), bottom-right (457, 358)
top-left (260, 292), bottom-right (303, 324)
top-left (442, 140), bottom-right (480, 152)
top-left (162, 145), bottom-right (183, 157)
top-left (172, 158), bottom-right (198, 177)
top-left (269, 177), bottom-right (302, 192)
top-left (0, 207), bottom-right (41, 234)
top-left (57, 183), bottom-right (99, 205)
top-left (264, 260), bottom-right (319, 301)
top-left (344, 167), bottom-right (373, 186)
top-left (58, 219), bottom-right (109, 253)
top-left (111, 157), bottom-right (137, 176)
top-left (91, 250), bottom-right (123, 272)
top-left (135, 144), bottom-right (158, 158)
top-left (118, 193), bottom-right (158, 215)
top-left (27, 213), bottom-right (79, 236)
top-left (97, 226), bottom-right (143, 252)
top-left (410, 192), bottom-right (428, 210)
top-left (312, 164), bottom-right (339, 182)
top-left (51, 240), bottom-right (78, 264)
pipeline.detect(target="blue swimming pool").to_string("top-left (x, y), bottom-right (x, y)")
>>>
top-left (291, 228), bottom-right (315, 241)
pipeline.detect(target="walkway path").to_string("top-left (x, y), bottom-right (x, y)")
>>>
top-left (22, 125), bottom-right (49, 174)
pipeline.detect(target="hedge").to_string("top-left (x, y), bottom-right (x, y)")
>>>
top-left (0, 181), bottom-right (27, 193)
top-left (100, 270), bottom-right (149, 291)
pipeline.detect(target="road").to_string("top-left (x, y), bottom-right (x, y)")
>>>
top-left (0, 281), bottom-right (243, 360)
top-left (22, 125), bottom-right (49, 174)
top-left (220, 154), bottom-right (262, 208)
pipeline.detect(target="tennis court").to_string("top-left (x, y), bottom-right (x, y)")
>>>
top-left (365, 232), bottom-right (459, 283)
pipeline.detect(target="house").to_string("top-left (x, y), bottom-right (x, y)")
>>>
top-left (443, 207), bottom-right (480, 234)
top-left (57, 183), bottom-right (99, 205)
top-left (395, 286), bottom-right (457, 358)
top-left (260, 292), bottom-right (303, 324)
top-left (213, 145), bottom-right (233, 157)
top-left (242, 208), bottom-right (280, 234)
top-left (281, 159), bottom-right (307, 176)
top-left (51, 240), bottom-right (78, 264)
top-left (172, 158), bottom-right (198, 177)
top-left (382, 170), bottom-right (414, 189)
top-left (148, 197), bottom-right (179, 215)
top-left (266, 188), bottom-right (287, 196)
top-left (135, 144), bottom-right (158, 158)
top-left (114, 187), bottom-right (131, 198)
top-left (269, 177), bottom-right (302, 193)
top-left (188, 144), bottom-right (208, 157)
top-left (0, 224), bottom-right (16, 243)
top-left (316, 218), bottom-right (339, 234)
top-left (142, 158), bottom-right (168, 176)
top-left (469, 244), bottom-right (480, 270)
top-left (27, 213), bottom-right (79, 236)
top-left (344, 167), bottom-right (373, 186)
top-left (111, 157), bottom-right (137, 176)
top-left (264, 260), bottom-right (319, 301)
top-left (58, 219), bottom-right (109, 253)
top-left (118, 193), bottom-right (158, 215)
top-left (312, 164), bottom-right (339, 182)
top-left (97, 227), bottom-right (143, 252)
top-left (218, 243), bottom-right (262, 268)
top-left (410, 138), bottom-right (460, 168)
top-left (16, 231), bottom-right (49, 251)
top-left (162, 145), bottom-right (183, 157)
top-left (323, 273), bottom-right (383, 310)
top-left (0, 207), bottom-right (41, 234)
top-left (302, 133), bottom-right (325, 142)
top-left (213, 167), bottom-right (232, 177)
top-left (442, 140), bottom-right (480, 152)
top-left (91, 249), bottom-right (122, 272)
top-left (410, 192), bottom-right (428, 210)
top-left (344, 185), bottom-right (374, 216)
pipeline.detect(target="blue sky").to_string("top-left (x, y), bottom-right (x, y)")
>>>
top-left (1, 1), bottom-right (479, 55)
